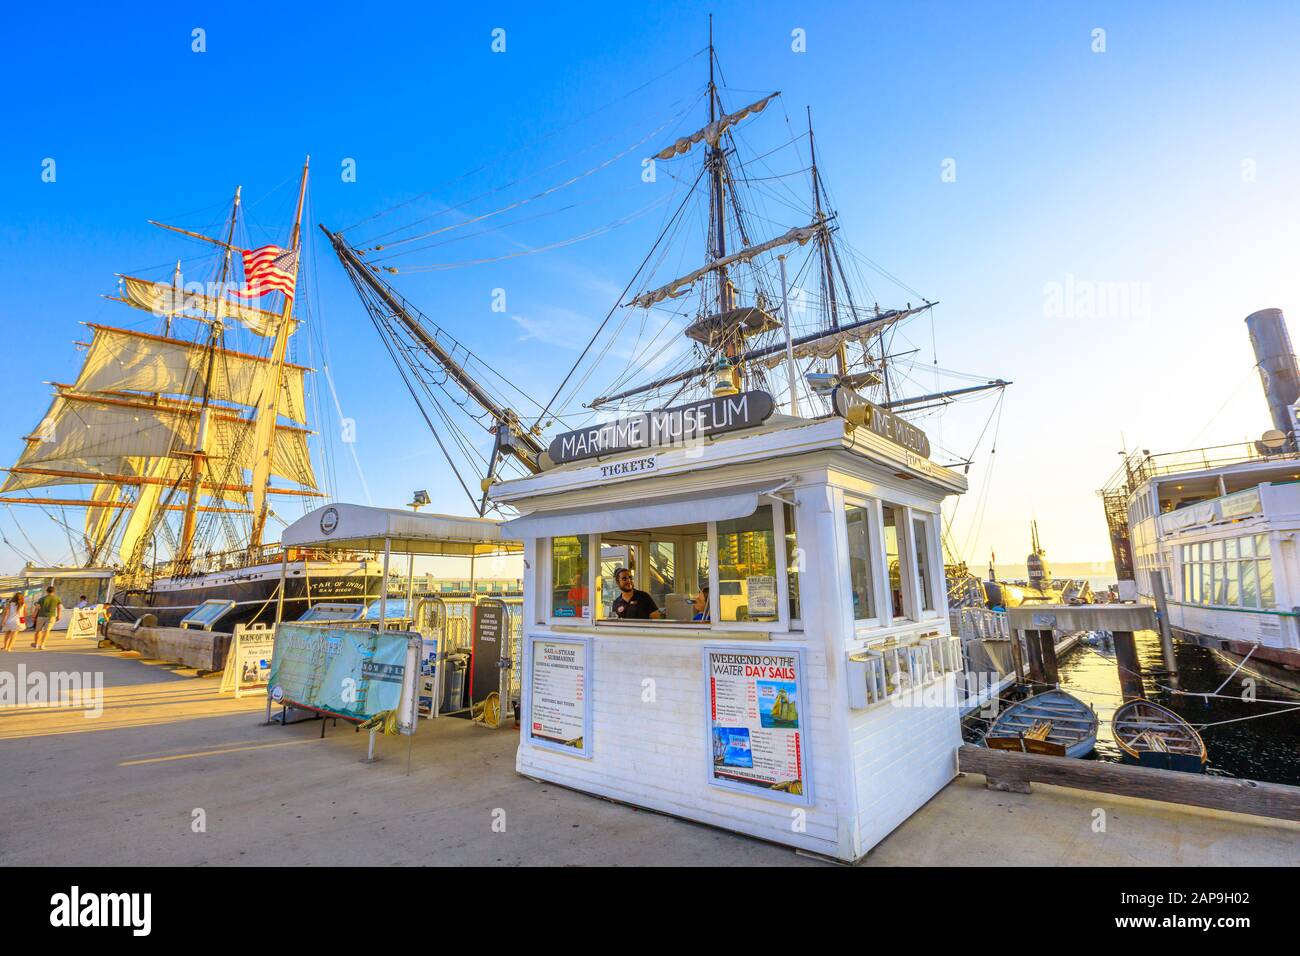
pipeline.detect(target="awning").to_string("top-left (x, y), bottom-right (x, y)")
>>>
top-left (281, 503), bottom-right (520, 556)
top-left (499, 480), bottom-right (789, 539)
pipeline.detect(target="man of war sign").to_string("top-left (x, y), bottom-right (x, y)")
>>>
top-left (548, 391), bottom-right (776, 465)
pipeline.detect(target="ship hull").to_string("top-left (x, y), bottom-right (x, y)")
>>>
top-left (112, 559), bottom-right (388, 629)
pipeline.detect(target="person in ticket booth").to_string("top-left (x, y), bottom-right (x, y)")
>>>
top-left (610, 567), bottom-right (661, 620)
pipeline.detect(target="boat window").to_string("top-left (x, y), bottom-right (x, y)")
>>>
top-left (844, 502), bottom-right (876, 621)
top-left (550, 535), bottom-right (590, 619)
top-left (717, 508), bottom-right (779, 624)
top-left (913, 516), bottom-right (935, 612)
top-left (882, 505), bottom-right (907, 620)
top-left (1180, 532), bottom-right (1274, 610)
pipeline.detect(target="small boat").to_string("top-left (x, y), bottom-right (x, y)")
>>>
top-left (984, 689), bottom-right (1098, 758)
top-left (1112, 699), bottom-right (1207, 773)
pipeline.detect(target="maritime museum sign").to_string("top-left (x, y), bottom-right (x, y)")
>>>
top-left (548, 390), bottom-right (776, 465)
top-left (831, 386), bottom-right (930, 459)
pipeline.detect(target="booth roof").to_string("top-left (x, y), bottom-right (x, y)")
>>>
top-left (281, 503), bottom-right (521, 556)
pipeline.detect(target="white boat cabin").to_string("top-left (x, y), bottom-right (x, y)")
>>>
top-left (1125, 451), bottom-right (1300, 657)
top-left (493, 392), bottom-right (968, 862)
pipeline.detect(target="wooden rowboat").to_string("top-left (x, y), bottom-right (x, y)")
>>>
top-left (1112, 699), bottom-right (1207, 773)
top-left (983, 689), bottom-right (1098, 758)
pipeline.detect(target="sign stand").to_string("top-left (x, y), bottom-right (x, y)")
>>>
top-left (219, 623), bottom-right (274, 698)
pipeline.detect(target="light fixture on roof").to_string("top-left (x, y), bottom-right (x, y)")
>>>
top-left (409, 490), bottom-right (430, 512)
top-left (805, 372), bottom-right (839, 395)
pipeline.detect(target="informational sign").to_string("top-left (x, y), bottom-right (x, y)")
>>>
top-left (66, 606), bottom-right (100, 641)
top-left (220, 625), bottom-right (275, 698)
top-left (548, 390), bottom-right (775, 464)
top-left (832, 385), bottom-right (930, 459)
top-left (180, 599), bottom-right (236, 631)
top-left (470, 600), bottom-right (506, 705)
top-left (268, 623), bottom-right (412, 723)
top-left (705, 647), bottom-right (810, 803)
top-left (417, 635), bottom-right (440, 717)
top-left (746, 575), bottom-right (777, 618)
top-left (527, 636), bottom-right (591, 757)
top-left (296, 602), bottom-right (364, 623)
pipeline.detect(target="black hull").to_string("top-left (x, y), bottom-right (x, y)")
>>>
top-left (111, 563), bottom-right (388, 629)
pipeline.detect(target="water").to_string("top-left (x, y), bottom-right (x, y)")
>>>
top-left (1056, 630), bottom-right (1300, 785)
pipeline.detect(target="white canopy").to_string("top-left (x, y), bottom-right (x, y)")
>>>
top-left (282, 503), bottom-right (519, 556)
top-left (499, 480), bottom-right (787, 540)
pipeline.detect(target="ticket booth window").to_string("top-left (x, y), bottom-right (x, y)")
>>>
top-left (913, 516), bottom-right (935, 613)
top-left (716, 508), bottom-right (779, 623)
top-left (783, 502), bottom-right (801, 623)
top-left (550, 535), bottom-right (590, 619)
top-left (647, 540), bottom-right (676, 609)
top-left (882, 505), bottom-right (907, 620)
top-left (845, 502), bottom-right (876, 621)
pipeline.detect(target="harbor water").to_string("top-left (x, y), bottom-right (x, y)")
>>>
top-left (1056, 630), bottom-right (1300, 785)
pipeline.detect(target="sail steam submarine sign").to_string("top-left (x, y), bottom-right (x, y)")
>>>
top-left (548, 391), bottom-right (775, 465)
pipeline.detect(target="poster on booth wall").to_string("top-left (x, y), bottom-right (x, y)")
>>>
top-left (705, 647), bottom-right (810, 803)
top-left (527, 636), bottom-right (591, 757)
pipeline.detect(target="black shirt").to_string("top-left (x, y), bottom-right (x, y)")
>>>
top-left (612, 589), bottom-right (659, 620)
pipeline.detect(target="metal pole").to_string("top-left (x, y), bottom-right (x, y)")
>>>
top-left (380, 537), bottom-right (391, 628)
top-left (778, 254), bottom-right (799, 416)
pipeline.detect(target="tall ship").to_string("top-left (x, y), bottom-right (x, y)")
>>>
top-left (321, 25), bottom-right (1008, 532)
top-left (0, 160), bottom-right (387, 626)
top-left (1101, 307), bottom-right (1300, 692)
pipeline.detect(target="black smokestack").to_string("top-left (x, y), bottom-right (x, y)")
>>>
top-left (1246, 307), bottom-right (1300, 444)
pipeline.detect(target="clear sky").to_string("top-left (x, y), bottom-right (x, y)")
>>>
top-left (3, 1), bottom-right (1300, 573)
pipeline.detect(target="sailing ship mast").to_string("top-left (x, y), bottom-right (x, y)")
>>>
top-left (0, 159), bottom-right (320, 573)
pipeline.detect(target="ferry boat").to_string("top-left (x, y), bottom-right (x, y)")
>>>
top-left (1101, 308), bottom-right (1300, 692)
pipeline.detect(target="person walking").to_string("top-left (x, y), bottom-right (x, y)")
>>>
top-left (32, 587), bottom-right (61, 650)
top-left (1, 593), bottom-right (24, 651)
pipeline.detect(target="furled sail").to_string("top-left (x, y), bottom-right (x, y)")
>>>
top-left (74, 325), bottom-right (309, 425)
top-left (653, 93), bottom-right (780, 161)
top-left (84, 482), bottom-right (122, 557)
top-left (119, 276), bottom-right (299, 338)
top-left (627, 223), bottom-right (822, 310)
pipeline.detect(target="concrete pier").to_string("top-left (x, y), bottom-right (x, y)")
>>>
top-left (1, 635), bottom-right (1296, 867)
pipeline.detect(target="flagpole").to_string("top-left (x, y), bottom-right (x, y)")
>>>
top-left (248, 156), bottom-right (310, 553)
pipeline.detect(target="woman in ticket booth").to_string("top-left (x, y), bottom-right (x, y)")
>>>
top-left (692, 586), bottom-right (710, 623)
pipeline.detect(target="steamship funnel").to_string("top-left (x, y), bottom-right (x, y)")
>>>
top-left (1246, 307), bottom-right (1300, 445)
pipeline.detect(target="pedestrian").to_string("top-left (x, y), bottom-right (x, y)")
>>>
top-left (33, 586), bottom-right (61, 650)
top-left (1, 593), bottom-right (24, 651)
top-left (76, 595), bottom-right (89, 609)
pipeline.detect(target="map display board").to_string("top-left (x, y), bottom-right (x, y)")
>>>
top-left (268, 623), bottom-right (411, 722)
top-left (180, 599), bottom-right (236, 631)
top-left (526, 635), bottom-right (591, 757)
top-left (705, 647), bottom-right (810, 803)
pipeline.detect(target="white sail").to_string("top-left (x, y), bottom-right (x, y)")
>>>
top-left (119, 275), bottom-right (298, 338)
top-left (627, 223), bottom-right (822, 310)
top-left (653, 93), bottom-right (780, 161)
top-left (3, 453), bottom-right (248, 505)
top-left (17, 392), bottom-right (315, 489)
top-left (74, 325), bottom-right (309, 425)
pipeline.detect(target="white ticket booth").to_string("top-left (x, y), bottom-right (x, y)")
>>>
top-left (494, 389), bottom-right (968, 862)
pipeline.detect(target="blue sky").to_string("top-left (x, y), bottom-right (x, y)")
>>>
top-left (4, 1), bottom-right (1300, 571)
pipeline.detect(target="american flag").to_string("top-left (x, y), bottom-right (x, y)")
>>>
top-left (234, 244), bottom-right (298, 301)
